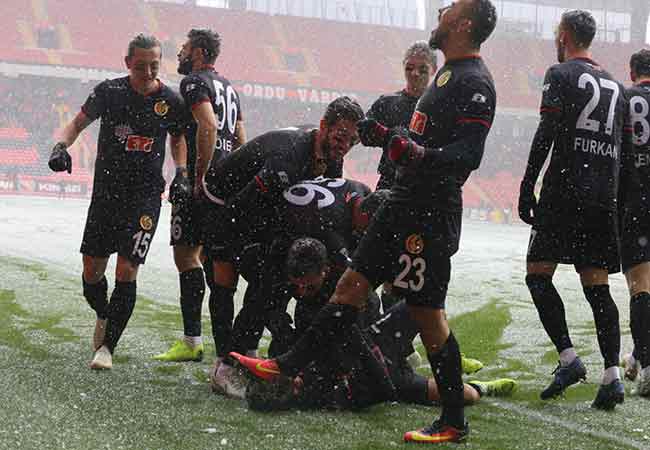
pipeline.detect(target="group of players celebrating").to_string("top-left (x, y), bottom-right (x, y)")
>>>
top-left (45, 0), bottom-right (650, 444)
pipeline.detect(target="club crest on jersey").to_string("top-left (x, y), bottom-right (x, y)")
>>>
top-left (126, 135), bottom-right (154, 152)
top-left (154, 100), bottom-right (169, 117)
top-left (405, 234), bottom-right (424, 255)
top-left (436, 70), bottom-right (452, 87)
top-left (409, 111), bottom-right (428, 136)
top-left (114, 124), bottom-right (134, 142)
top-left (139, 215), bottom-right (154, 231)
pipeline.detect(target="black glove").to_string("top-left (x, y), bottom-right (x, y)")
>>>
top-left (357, 119), bottom-right (389, 147)
top-left (518, 180), bottom-right (537, 225)
top-left (169, 168), bottom-right (191, 206)
top-left (48, 142), bottom-right (72, 174)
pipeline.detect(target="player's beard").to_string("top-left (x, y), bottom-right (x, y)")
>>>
top-left (177, 56), bottom-right (193, 75)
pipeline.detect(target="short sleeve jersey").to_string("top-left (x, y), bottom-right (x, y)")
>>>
top-left (622, 81), bottom-right (650, 207)
top-left (392, 57), bottom-right (496, 211)
top-left (281, 177), bottom-right (371, 247)
top-left (204, 128), bottom-right (317, 201)
top-left (81, 77), bottom-right (184, 198)
top-left (367, 90), bottom-right (420, 179)
top-left (537, 58), bottom-right (627, 212)
top-left (179, 67), bottom-right (242, 186)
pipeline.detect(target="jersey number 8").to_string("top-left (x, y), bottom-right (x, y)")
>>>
top-left (629, 96), bottom-right (650, 146)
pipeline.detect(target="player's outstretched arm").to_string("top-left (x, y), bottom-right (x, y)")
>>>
top-left (48, 111), bottom-right (93, 174)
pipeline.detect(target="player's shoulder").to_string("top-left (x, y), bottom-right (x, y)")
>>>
top-left (159, 83), bottom-right (185, 110)
top-left (94, 76), bottom-right (128, 93)
top-left (179, 72), bottom-right (209, 93)
top-left (627, 83), bottom-right (650, 98)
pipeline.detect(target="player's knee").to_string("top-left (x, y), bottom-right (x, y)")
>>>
top-left (115, 257), bottom-right (139, 282)
top-left (82, 256), bottom-right (107, 283)
top-left (213, 261), bottom-right (237, 288)
top-left (331, 270), bottom-right (369, 308)
top-left (525, 273), bottom-right (553, 297)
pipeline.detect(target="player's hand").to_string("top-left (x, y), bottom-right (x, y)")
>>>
top-left (387, 135), bottom-right (424, 167)
top-left (357, 119), bottom-right (389, 147)
top-left (169, 168), bottom-right (191, 206)
top-left (48, 142), bottom-right (72, 174)
top-left (518, 180), bottom-right (537, 225)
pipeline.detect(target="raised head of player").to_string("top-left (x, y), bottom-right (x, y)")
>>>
top-left (48, 34), bottom-right (186, 369)
top-left (620, 49), bottom-right (650, 395)
top-left (361, 41), bottom-right (437, 191)
top-left (518, 10), bottom-right (627, 409)
top-left (233, 0), bottom-right (498, 444)
top-left (154, 28), bottom-right (247, 364)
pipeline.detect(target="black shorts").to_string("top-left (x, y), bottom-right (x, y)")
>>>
top-left (527, 208), bottom-right (620, 274)
top-left (169, 197), bottom-right (208, 247)
top-left (621, 206), bottom-right (650, 273)
top-left (80, 194), bottom-right (161, 265)
top-left (352, 202), bottom-right (460, 308)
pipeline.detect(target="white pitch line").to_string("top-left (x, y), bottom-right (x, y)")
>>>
top-left (485, 400), bottom-right (647, 450)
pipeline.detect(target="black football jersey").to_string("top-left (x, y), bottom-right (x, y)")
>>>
top-left (367, 90), bottom-right (419, 181)
top-left (392, 57), bottom-right (496, 211)
top-left (622, 81), bottom-right (650, 207)
top-left (204, 128), bottom-right (318, 201)
top-left (179, 67), bottom-right (242, 185)
top-left (281, 177), bottom-right (371, 247)
top-left (81, 76), bottom-right (184, 198)
top-left (537, 58), bottom-right (627, 212)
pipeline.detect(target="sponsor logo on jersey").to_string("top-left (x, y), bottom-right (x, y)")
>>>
top-left (126, 135), bottom-right (155, 152)
top-left (436, 70), bottom-right (452, 87)
top-left (114, 124), bottom-right (134, 142)
top-left (139, 215), bottom-right (154, 231)
top-left (543, 83), bottom-right (551, 92)
top-left (405, 234), bottom-right (424, 255)
top-left (154, 100), bottom-right (169, 117)
top-left (409, 111), bottom-right (428, 136)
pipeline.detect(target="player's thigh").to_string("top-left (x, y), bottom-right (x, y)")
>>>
top-left (80, 198), bottom-right (116, 259)
top-left (116, 195), bottom-right (162, 266)
top-left (82, 254), bottom-right (109, 282)
top-left (170, 199), bottom-right (202, 249)
top-left (526, 227), bottom-right (564, 270)
top-left (392, 209), bottom-right (460, 309)
top-left (621, 207), bottom-right (650, 293)
top-left (572, 211), bottom-right (620, 276)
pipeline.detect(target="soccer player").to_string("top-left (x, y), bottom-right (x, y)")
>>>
top-left (517, 10), bottom-right (627, 409)
top-left (619, 49), bottom-right (650, 396)
top-left (154, 28), bottom-right (246, 363)
top-left (233, 0), bottom-right (498, 443)
top-left (237, 300), bottom-right (516, 412)
top-left (47, 34), bottom-right (186, 369)
top-left (201, 97), bottom-right (364, 391)
top-left (364, 41), bottom-right (437, 313)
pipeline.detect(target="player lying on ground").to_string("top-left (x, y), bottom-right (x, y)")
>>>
top-left (232, 300), bottom-right (515, 412)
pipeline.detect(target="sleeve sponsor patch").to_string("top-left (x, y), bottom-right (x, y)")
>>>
top-left (409, 111), bottom-right (428, 136)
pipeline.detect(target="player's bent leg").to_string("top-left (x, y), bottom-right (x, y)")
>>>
top-left (625, 264), bottom-right (650, 390)
top-left (580, 267), bottom-right (623, 410)
top-left (154, 245), bottom-right (205, 362)
top-left (101, 256), bottom-right (139, 359)
top-left (407, 306), bottom-right (466, 441)
top-left (82, 255), bottom-right (110, 351)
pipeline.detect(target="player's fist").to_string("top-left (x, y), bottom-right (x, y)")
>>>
top-left (387, 135), bottom-right (423, 167)
top-left (518, 180), bottom-right (537, 225)
top-left (357, 119), bottom-right (389, 147)
top-left (48, 142), bottom-right (72, 174)
top-left (169, 168), bottom-right (191, 206)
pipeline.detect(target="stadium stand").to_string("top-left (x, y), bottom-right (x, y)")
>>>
top-left (0, 0), bottom-right (643, 215)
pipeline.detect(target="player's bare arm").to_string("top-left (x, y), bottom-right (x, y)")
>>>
top-left (234, 120), bottom-right (247, 150)
top-left (191, 101), bottom-right (218, 195)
